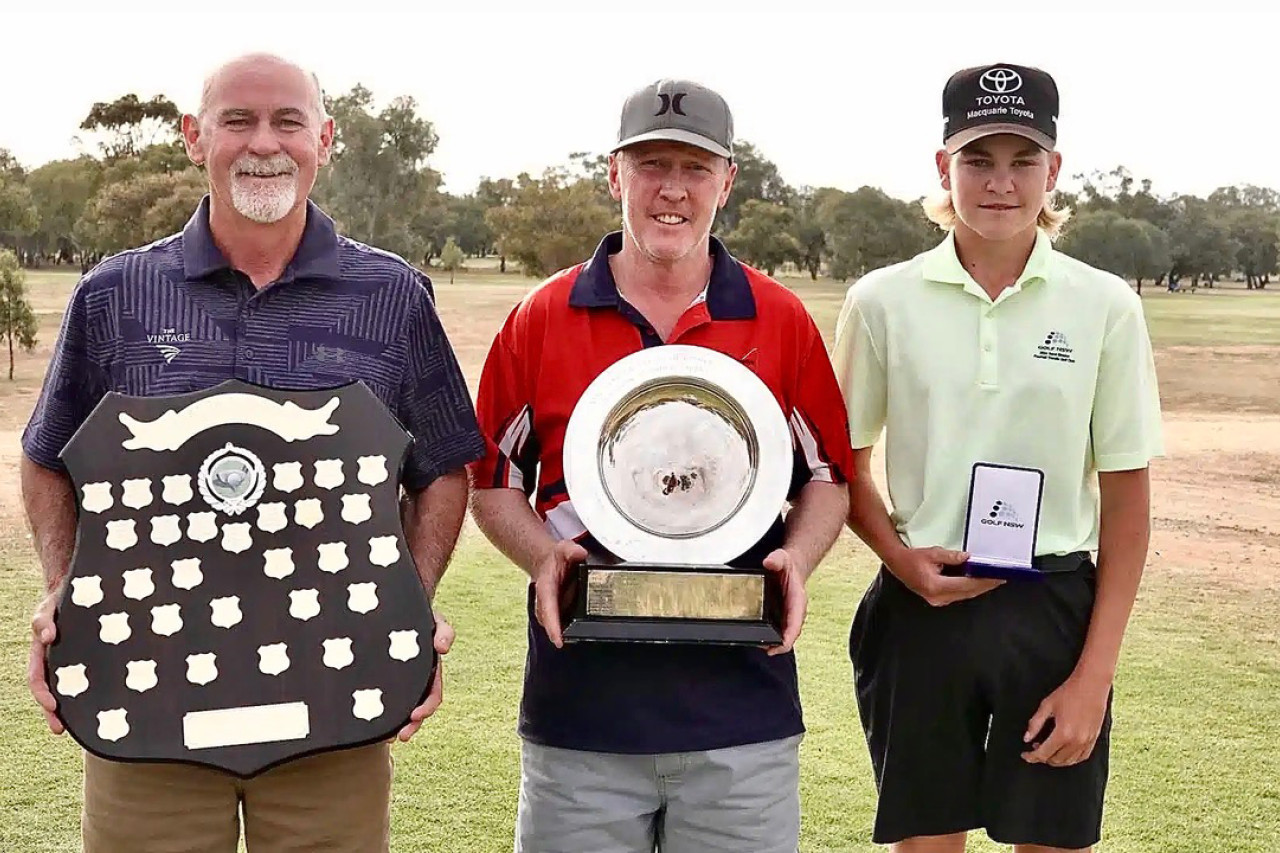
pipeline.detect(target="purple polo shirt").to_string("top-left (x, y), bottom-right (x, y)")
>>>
top-left (22, 195), bottom-right (484, 490)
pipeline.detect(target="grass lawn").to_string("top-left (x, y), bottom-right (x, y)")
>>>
top-left (1, 264), bottom-right (1277, 851)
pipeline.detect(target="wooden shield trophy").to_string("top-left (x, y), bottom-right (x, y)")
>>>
top-left (45, 379), bottom-right (436, 778)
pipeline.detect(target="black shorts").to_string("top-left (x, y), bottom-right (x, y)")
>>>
top-left (849, 555), bottom-right (1111, 849)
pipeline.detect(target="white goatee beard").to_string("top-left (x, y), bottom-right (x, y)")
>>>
top-left (228, 154), bottom-right (301, 224)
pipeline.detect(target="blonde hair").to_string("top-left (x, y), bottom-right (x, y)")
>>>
top-left (921, 192), bottom-right (1072, 240)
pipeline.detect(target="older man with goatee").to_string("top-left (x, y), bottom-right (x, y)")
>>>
top-left (20, 52), bottom-right (483, 852)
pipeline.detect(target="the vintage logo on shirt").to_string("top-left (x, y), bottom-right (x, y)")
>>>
top-left (1033, 330), bottom-right (1075, 363)
top-left (147, 328), bottom-right (191, 364)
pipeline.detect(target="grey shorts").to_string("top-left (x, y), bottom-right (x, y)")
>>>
top-left (514, 735), bottom-right (802, 853)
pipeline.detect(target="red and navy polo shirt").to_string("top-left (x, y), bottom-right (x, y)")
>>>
top-left (472, 230), bottom-right (854, 754)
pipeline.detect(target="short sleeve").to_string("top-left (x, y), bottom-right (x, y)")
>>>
top-left (786, 315), bottom-right (855, 494)
top-left (396, 286), bottom-right (486, 490)
top-left (831, 285), bottom-right (887, 450)
top-left (20, 279), bottom-right (110, 471)
top-left (1091, 290), bottom-right (1165, 471)
top-left (470, 307), bottom-right (539, 495)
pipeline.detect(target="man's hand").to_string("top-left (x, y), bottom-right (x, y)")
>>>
top-left (887, 547), bottom-right (1003, 607)
top-left (533, 540), bottom-right (588, 648)
top-left (762, 549), bottom-right (809, 655)
top-left (28, 591), bottom-right (64, 735)
top-left (397, 615), bottom-right (456, 742)
top-left (1021, 674), bottom-right (1112, 767)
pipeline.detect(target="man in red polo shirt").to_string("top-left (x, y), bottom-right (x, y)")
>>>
top-left (469, 79), bottom-right (854, 853)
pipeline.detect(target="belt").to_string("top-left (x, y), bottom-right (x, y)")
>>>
top-left (1032, 551), bottom-right (1091, 574)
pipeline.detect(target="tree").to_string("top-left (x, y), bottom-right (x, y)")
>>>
top-left (486, 169), bottom-right (618, 278)
top-left (717, 141), bottom-right (792, 234)
top-left (407, 174), bottom-right (450, 262)
top-left (566, 151), bottom-right (612, 205)
top-left (1059, 210), bottom-right (1172, 294)
top-left (439, 237), bottom-right (465, 284)
top-left (79, 94), bottom-right (182, 162)
top-left (1074, 165), bottom-right (1174, 231)
top-left (76, 169), bottom-right (206, 255)
top-left (819, 187), bottom-right (936, 280)
top-left (1228, 207), bottom-right (1279, 289)
top-left (1206, 188), bottom-right (1280, 289)
top-left (1208, 184), bottom-right (1280, 211)
top-left (476, 178), bottom-right (515, 271)
top-left (0, 250), bottom-right (38, 380)
top-left (0, 150), bottom-right (39, 252)
top-left (789, 188), bottom-right (828, 280)
top-left (439, 194), bottom-right (493, 258)
top-left (725, 200), bottom-right (799, 276)
top-left (1134, 220), bottom-right (1174, 293)
top-left (314, 85), bottom-right (443, 265)
top-left (27, 157), bottom-right (104, 262)
top-left (1164, 196), bottom-right (1238, 289)
top-left (142, 171), bottom-right (211, 237)
top-left (98, 141), bottom-right (191, 187)
top-left (0, 150), bottom-right (20, 179)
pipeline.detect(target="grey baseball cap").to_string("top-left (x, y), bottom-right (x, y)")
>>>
top-left (612, 79), bottom-right (734, 160)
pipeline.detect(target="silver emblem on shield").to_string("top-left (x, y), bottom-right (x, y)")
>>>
top-left (198, 443), bottom-right (267, 516)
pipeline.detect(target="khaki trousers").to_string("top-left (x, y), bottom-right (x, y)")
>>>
top-left (82, 742), bottom-right (393, 852)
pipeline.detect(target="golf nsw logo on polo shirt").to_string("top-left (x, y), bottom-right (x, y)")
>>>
top-left (980, 499), bottom-right (1025, 529)
top-left (1034, 330), bottom-right (1075, 363)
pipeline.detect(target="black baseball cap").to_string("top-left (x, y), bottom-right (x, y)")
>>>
top-left (942, 63), bottom-right (1058, 154)
top-left (612, 79), bottom-right (734, 160)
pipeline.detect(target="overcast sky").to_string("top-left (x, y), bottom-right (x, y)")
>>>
top-left (4, 2), bottom-right (1273, 201)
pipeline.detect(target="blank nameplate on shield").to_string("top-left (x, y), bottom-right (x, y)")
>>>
top-left (184, 702), bottom-right (311, 750)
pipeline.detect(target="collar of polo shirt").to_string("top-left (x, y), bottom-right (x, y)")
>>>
top-left (922, 228), bottom-right (1053, 302)
top-left (568, 231), bottom-right (756, 320)
top-left (181, 195), bottom-right (344, 285)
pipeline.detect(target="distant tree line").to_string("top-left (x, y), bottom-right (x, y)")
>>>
top-left (0, 89), bottom-right (1276, 292)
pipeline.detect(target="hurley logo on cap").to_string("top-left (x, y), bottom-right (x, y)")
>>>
top-left (612, 79), bottom-right (734, 160)
top-left (942, 63), bottom-right (1059, 154)
top-left (655, 93), bottom-right (687, 116)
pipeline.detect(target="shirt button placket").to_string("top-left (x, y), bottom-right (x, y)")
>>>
top-left (979, 311), bottom-right (998, 387)
top-left (236, 307), bottom-right (252, 381)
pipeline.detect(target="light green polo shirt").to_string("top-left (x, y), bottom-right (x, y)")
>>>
top-left (832, 228), bottom-right (1165, 556)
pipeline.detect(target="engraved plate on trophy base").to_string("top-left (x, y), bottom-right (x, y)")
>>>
top-left (561, 560), bottom-right (783, 646)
